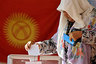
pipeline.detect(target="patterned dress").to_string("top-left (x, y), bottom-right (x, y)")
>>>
top-left (82, 8), bottom-right (96, 64)
top-left (37, 8), bottom-right (96, 64)
top-left (39, 39), bottom-right (57, 55)
top-left (62, 8), bottom-right (96, 64)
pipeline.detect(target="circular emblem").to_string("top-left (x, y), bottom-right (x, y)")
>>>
top-left (12, 21), bottom-right (31, 40)
top-left (3, 13), bottom-right (39, 48)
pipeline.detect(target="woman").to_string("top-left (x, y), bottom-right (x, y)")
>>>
top-left (25, 0), bottom-right (96, 64)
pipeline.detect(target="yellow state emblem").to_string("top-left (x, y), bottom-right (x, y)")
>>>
top-left (3, 13), bottom-right (39, 48)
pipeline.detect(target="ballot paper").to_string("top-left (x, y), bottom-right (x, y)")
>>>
top-left (28, 43), bottom-right (40, 56)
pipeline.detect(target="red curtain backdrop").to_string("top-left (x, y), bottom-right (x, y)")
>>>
top-left (0, 0), bottom-right (60, 62)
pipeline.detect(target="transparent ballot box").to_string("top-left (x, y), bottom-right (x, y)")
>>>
top-left (7, 54), bottom-right (61, 64)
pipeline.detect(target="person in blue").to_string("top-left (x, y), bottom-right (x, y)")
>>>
top-left (25, 0), bottom-right (96, 64)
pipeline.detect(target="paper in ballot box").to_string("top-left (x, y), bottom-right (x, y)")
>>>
top-left (26, 61), bottom-right (42, 64)
top-left (28, 42), bottom-right (40, 56)
top-left (27, 41), bottom-right (59, 64)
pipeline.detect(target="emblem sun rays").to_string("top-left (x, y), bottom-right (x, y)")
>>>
top-left (3, 13), bottom-right (39, 48)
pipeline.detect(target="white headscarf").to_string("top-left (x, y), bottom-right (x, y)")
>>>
top-left (57, 0), bottom-right (93, 58)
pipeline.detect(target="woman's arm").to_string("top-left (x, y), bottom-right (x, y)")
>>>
top-left (25, 32), bottom-right (57, 54)
top-left (38, 39), bottom-right (57, 54)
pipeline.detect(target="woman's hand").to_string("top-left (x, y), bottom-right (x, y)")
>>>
top-left (69, 31), bottom-right (82, 41)
top-left (25, 41), bottom-right (41, 51)
top-left (25, 41), bottom-right (34, 51)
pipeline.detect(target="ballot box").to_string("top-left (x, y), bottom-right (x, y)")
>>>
top-left (7, 54), bottom-right (61, 64)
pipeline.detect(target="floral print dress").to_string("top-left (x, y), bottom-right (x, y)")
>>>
top-left (37, 8), bottom-right (96, 64)
top-left (61, 8), bottom-right (96, 64)
top-left (82, 8), bottom-right (96, 64)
